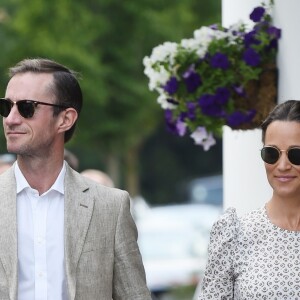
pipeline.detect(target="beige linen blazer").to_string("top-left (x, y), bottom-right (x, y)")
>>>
top-left (0, 164), bottom-right (151, 300)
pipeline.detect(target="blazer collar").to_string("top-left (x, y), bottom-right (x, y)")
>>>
top-left (64, 165), bottom-right (95, 300)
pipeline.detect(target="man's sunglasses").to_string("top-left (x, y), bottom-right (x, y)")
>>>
top-left (261, 145), bottom-right (300, 165)
top-left (0, 98), bottom-right (68, 119)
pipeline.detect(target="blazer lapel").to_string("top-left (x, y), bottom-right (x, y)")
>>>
top-left (64, 166), bottom-right (95, 300)
top-left (0, 168), bottom-right (18, 300)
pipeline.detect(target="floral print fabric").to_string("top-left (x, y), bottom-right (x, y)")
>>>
top-left (199, 207), bottom-right (300, 299)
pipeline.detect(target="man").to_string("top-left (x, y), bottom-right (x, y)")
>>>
top-left (0, 58), bottom-right (151, 300)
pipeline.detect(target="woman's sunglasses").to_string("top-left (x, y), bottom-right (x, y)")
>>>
top-left (261, 146), bottom-right (300, 165)
top-left (0, 98), bottom-right (68, 119)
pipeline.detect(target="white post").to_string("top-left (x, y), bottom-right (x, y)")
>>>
top-left (223, 127), bottom-right (271, 216)
top-left (273, 0), bottom-right (300, 102)
top-left (223, 0), bottom-right (300, 215)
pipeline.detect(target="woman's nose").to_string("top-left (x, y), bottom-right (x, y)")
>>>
top-left (277, 152), bottom-right (292, 170)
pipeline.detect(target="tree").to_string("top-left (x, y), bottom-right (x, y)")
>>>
top-left (0, 0), bottom-right (221, 199)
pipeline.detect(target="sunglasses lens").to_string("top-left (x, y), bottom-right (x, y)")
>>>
top-left (17, 101), bottom-right (35, 118)
top-left (261, 147), bottom-right (280, 164)
top-left (0, 99), bottom-right (12, 117)
top-left (288, 148), bottom-right (300, 165)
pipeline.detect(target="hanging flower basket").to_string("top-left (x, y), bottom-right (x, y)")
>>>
top-left (231, 62), bottom-right (278, 130)
top-left (143, 3), bottom-right (281, 150)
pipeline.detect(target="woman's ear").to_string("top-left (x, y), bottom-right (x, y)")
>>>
top-left (57, 108), bottom-right (78, 133)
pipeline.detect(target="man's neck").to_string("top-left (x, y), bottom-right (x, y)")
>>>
top-left (17, 156), bottom-right (65, 195)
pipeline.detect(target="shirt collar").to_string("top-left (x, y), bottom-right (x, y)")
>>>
top-left (14, 161), bottom-right (66, 195)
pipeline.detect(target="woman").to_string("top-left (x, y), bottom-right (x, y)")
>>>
top-left (199, 100), bottom-right (300, 299)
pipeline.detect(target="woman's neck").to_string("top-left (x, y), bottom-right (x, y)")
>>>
top-left (266, 197), bottom-right (300, 231)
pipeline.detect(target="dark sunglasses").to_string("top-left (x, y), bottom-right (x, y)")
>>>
top-left (0, 98), bottom-right (68, 119)
top-left (261, 146), bottom-right (300, 165)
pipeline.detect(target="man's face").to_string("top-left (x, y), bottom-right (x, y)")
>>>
top-left (3, 72), bottom-right (63, 157)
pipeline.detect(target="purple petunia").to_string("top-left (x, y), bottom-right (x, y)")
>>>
top-left (215, 87), bottom-right (230, 105)
top-left (250, 6), bottom-right (265, 22)
top-left (164, 110), bottom-right (178, 135)
top-left (209, 24), bottom-right (218, 30)
top-left (198, 94), bottom-right (215, 108)
top-left (176, 120), bottom-right (187, 136)
top-left (164, 109), bottom-right (173, 123)
top-left (266, 39), bottom-right (278, 51)
top-left (226, 111), bottom-right (246, 127)
top-left (267, 26), bottom-right (282, 40)
top-left (210, 52), bottom-right (230, 70)
top-left (198, 95), bottom-right (223, 117)
top-left (244, 109), bottom-right (256, 123)
top-left (226, 110), bottom-right (256, 127)
top-left (233, 85), bottom-right (246, 97)
top-left (243, 30), bottom-right (261, 47)
top-left (243, 48), bottom-right (261, 67)
top-left (183, 67), bottom-right (202, 93)
top-left (186, 102), bottom-right (197, 120)
top-left (163, 76), bottom-right (179, 95)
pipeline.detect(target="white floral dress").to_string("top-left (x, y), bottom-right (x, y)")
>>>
top-left (198, 207), bottom-right (300, 299)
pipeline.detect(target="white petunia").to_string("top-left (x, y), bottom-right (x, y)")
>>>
top-left (180, 39), bottom-right (208, 59)
top-left (157, 94), bottom-right (177, 110)
top-left (190, 127), bottom-right (216, 151)
top-left (202, 132), bottom-right (216, 151)
top-left (144, 65), bottom-right (170, 91)
top-left (149, 42), bottom-right (178, 65)
top-left (190, 127), bottom-right (208, 143)
top-left (181, 38), bottom-right (199, 50)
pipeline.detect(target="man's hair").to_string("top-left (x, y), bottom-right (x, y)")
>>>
top-left (261, 100), bottom-right (300, 143)
top-left (9, 58), bottom-right (83, 143)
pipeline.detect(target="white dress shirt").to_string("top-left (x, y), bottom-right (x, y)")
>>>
top-left (15, 162), bottom-right (67, 300)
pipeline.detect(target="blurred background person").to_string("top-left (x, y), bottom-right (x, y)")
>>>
top-left (64, 148), bottom-right (79, 171)
top-left (81, 168), bottom-right (114, 187)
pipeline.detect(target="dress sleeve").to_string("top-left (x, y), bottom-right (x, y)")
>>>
top-left (198, 207), bottom-right (238, 300)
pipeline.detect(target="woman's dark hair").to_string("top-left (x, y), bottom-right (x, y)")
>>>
top-left (9, 58), bottom-right (83, 143)
top-left (261, 100), bottom-right (300, 143)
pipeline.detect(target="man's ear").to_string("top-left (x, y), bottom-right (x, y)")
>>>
top-left (57, 108), bottom-right (78, 133)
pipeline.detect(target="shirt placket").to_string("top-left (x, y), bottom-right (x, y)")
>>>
top-left (31, 191), bottom-right (48, 300)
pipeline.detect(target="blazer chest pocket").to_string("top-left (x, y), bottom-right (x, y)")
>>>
top-left (82, 237), bottom-right (106, 253)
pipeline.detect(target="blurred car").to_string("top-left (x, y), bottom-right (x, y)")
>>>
top-left (136, 203), bottom-right (221, 298)
top-left (131, 195), bottom-right (151, 220)
top-left (185, 174), bottom-right (223, 207)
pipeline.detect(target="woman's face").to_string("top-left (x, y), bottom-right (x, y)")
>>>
top-left (264, 120), bottom-right (300, 200)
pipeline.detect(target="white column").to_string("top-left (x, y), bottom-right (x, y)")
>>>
top-left (223, 0), bottom-right (300, 215)
top-left (223, 127), bottom-right (271, 216)
top-left (273, 0), bottom-right (300, 101)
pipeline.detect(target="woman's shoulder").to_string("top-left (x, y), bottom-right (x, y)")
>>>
top-left (239, 206), bottom-right (266, 225)
top-left (213, 207), bottom-right (238, 228)
top-left (210, 206), bottom-right (265, 241)
top-left (209, 207), bottom-right (239, 244)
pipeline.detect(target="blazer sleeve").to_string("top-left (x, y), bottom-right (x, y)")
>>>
top-left (112, 192), bottom-right (151, 300)
top-left (198, 207), bottom-right (238, 299)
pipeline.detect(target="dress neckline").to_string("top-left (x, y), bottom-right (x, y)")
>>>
top-left (262, 205), bottom-right (300, 234)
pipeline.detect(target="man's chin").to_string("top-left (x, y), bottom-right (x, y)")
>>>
top-left (6, 145), bottom-right (22, 155)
